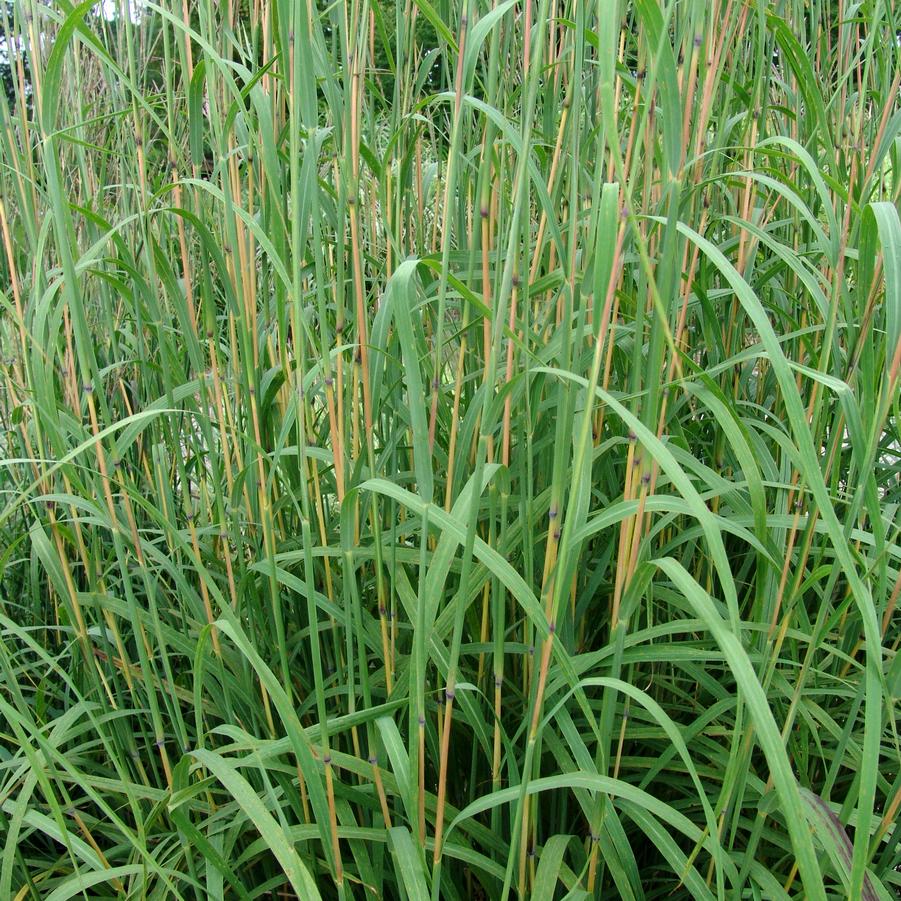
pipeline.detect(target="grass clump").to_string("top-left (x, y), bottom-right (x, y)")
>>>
top-left (0, 0), bottom-right (900, 898)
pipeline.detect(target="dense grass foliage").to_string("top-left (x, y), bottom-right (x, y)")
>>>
top-left (0, 0), bottom-right (900, 897)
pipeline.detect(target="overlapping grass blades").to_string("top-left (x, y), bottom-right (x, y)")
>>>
top-left (0, 0), bottom-right (900, 897)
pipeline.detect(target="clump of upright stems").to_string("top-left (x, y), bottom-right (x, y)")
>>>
top-left (0, 0), bottom-right (899, 899)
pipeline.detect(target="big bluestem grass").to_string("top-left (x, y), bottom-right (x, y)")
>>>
top-left (0, 1), bottom-right (900, 898)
